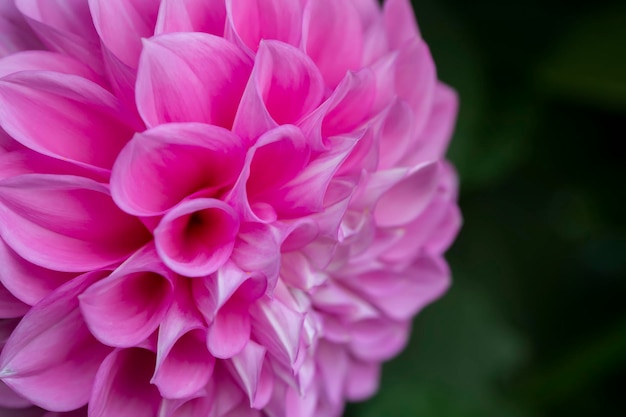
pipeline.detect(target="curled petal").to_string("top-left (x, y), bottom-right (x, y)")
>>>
top-left (302, 0), bottom-right (363, 87)
top-left (136, 33), bottom-right (252, 129)
top-left (227, 340), bottom-right (273, 409)
top-left (111, 123), bottom-right (246, 216)
top-left (89, 348), bottom-right (161, 417)
top-left (0, 271), bottom-right (112, 412)
top-left (79, 245), bottom-right (174, 348)
top-left (225, 0), bottom-right (302, 53)
top-left (155, 199), bottom-right (240, 277)
top-left (0, 174), bottom-right (150, 272)
top-left (233, 41), bottom-right (324, 142)
top-left (156, 0), bottom-right (226, 36)
top-left (207, 297), bottom-right (251, 359)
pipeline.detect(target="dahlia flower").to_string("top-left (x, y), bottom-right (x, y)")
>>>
top-left (0, 0), bottom-right (460, 416)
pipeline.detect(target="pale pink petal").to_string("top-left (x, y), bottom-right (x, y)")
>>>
top-left (155, 199), bottom-right (240, 277)
top-left (233, 40), bottom-right (324, 142)
top-left (79, 246), bottom-right (174, 348)
top-left (344, 360), bottom-right (380, 401)
top-left (111, 123), bottom-right (246, 216)
top-left (348, 319), bottom-right (410, 361)
top-left (0, 174), bottom-right (150, 272)
top-left (374, 161), bottom-right (440, 227)
top-left (156, 0), bottom-right (226, 35)
top-left (383, 0), bottom-right (420, 49)
top-left (302, 0), bottom-right (363, 88)
top-left (0, 271), bottom-right (112, 412)
top-left (0, 71), bottom-right (138, 171)
top-left (136, 33), bottom-right (252, 129)
top-left (153, 329), bottom-right (215, 399)
top-left (0, 238), bottom-right (75, 306)
top-left (89, 348), bottom-right (161, 417)
top-left (316, 341), bottom-right (349, 405)
top-left (227, 340), bottom-right (273, 409)
top-left (15, 0), bottom-right (101, 71)
top-left (0, 51), bottom-right (101, 83)
top-left (207, 298), bottom-right (251, 359)
top-left (225, 0), bottom-right (302, 53)
top-left (377, 99), bottom-right (415, 169)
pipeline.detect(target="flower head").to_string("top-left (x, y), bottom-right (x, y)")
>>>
top-left (0, 0), bottom-right (461, 416)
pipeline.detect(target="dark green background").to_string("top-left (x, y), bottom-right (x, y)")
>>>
top-left (347, 0), bottom-right (626, 416)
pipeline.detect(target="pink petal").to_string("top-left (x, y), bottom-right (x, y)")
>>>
top-left (89, 348), bottom-right (161, 417)
top-left (0, 271), bottom-right (112, 412)
top-left (233, 40), bottom-right (324, 142)
top-left (316, 341), bottom-right (349, 405)
top-left (156, 0), bottom-right (226, 36)
top-left (373, 161), bottom-right (440, 228)
top-left (383, 0), bottom-right (420, 49)
top-left (0, 237), bottom-right (75, 306)
top-left (377, 99), bottom-right (415, 169)
top-left (0, 51), bottom-right (101, 84)
top-left (154, 199), bottom-right (240, 277)
top-left (227, 340), bottom-right (273, 409)
top-left (231, 223), bottom-right (281, 289)
top-left (302, 0), bottom-right (363, 88)
top-left (0, 174), bottom-right (150, 272)
top-left (0, 1), bottom-right (43, 57)
top-left (111, 123), bottom-right (246, 216)
top-left (348, 319), bottom-right (410, 361)
top-left (0, 283), bottom-right (29, 319)
top-left (136, 33), bottom-right (252, 129)
top-left (16, 0), bottom-right (102, 72)
top-left (0, 71), bottom-right (138, 171)
top-left (79, 245), bottom-right (174, 348)
top-left (225, 0), bottom-right (303, 53)
top-left (0, 380), bottom-right (31, 409)
top-left (207, 297), bottom-right (251, 359)
top-left (344, 360), bottom-right (380, 401)
top-left (153, 329), bottom-right (215, 399)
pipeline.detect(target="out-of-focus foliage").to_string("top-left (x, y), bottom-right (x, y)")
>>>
top-left (347, 0), bottom-right (626, 416)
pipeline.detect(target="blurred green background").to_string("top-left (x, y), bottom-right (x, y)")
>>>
top-left (347, 0), bottom-right (626, 416)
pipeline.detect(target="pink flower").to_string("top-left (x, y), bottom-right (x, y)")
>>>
top-left (0, 0), bottom-right (461, 416)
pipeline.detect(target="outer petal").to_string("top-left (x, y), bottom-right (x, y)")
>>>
top-left (302, 0), bottom-right (363, 88)
top-left (111, 123), bottom-right (246, 216)
top-left (0, 71), bottom-right (138, 171)
top-left (0, 174), bottom-right (151, 272)
top-left (156, 0), bottom-right (226, 36)
top-left (154, 199), bottom-right (240, 277)
top-left (225, 0), bottom-right (302, 53)
top-left (344, 360), bottom-right (380, 401)
top-left (0, 1), bottom-right (43, 57)
top-left (233, 41), bottom-right (324, 142)
top-left (0, 238), bottom-right (75, 306)
top-left (0, 271), bottom-right (112, 412)
top-left (0, 51), bottom-right (101, 84)
top-left (136, 33), bottom-right (252, 129)
top-left (89, 348), bottom-right (161, 417)
top-left (79, 245), bottom-right (174, 348)
top-left (383, 0), bottom-right (420, 49)
top-left (14, 0), bottom-right (100, 71)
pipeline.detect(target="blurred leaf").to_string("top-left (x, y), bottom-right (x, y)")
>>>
top-left (537, 5), bottom-right (626, 112)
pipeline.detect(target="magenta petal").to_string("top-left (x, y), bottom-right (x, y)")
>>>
top-left (153, 329), bottom-right (215, 400)
top-left (136, 33), bottom-right (252, 129)
top-left (0, 380), bottom-right (31, 409)
top-left (383, 0), bottom-right (420, 49)
top-left (0, 271), bottom-right (112, 412)
top-left (0, 51), bottom-right (101, 83)
top-left (0, 238), bottom-right (74, 306)
top-left (16, 0), bottom-right (102, 72)
top-left (225, 0), bottom-right (303, 53)
top-left (207, 298), bottom-right (251, 359)
top-left (233, 41), bottom-right (324, 141)
top-left (80, 245), bottom-right (174, 348)
top-left (316, 341), bottom-right (349, 405)
top-left (344, 360), bottom-right (380, 401)
top-left (155, 199), bottom-right (240, 277)
top-left (0, 71), bottom-right (137, 171)
top-left (0, 2), bottom-right (43, 57)
top-left (348, 319), bottom-right (410, 361)
top-left (227, 340), bottom-right (273, 409)
top-left (111, 123), bottom-right (246, 216)
top-left (0, 174), bottom-right (150, 272)
top-left (89, 348), bottom-right (161, 417)
top-left (0, 283), bottom-right (29, 319)
top-left (156, 0), bottom-right (226, 36)
top-left (377, 99), bottom-right (415, 169)
top-left (303, 0), bottom-right (363, 87)
top-left (374, 162), bottom-right (440, 227)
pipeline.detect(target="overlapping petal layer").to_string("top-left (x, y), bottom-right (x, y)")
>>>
top-left (0, 0), bottom-right (460, 416)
